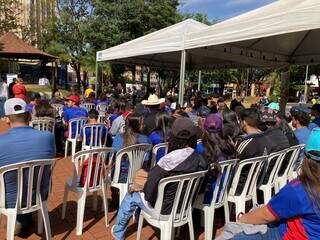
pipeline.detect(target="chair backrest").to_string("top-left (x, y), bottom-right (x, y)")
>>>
top-left (258, 149), bottom-right (288, 187)
top-left (31, 117), bottom-right (55, 133)
top-left (97, 111), bottom-right (108, 123)
top-left (51, 104), bottom-right (64, 117)
top-left (282, 144), bottom-right (305, 178)
top-left (96, 103), bottom-right (108, 112)
top-left (150, 142), bottom-right (169, 168)
top-left (112, 144), bottom-right (152, 185)
top-left (152, 170), bottom-right (207, 222)
top-left (209, 159), bottom-right (238, 207)
top-left (228, 156), bottom-right (267, 198)
top-left (72, 148), bottom-right (115, 192)
top-left (80, 103), bottom-right (96, 112)
top-left (68, 117), bottom-right (88, 139)
top-left (81, 124), bottom-right (108, 148)
top-left (0, 159), bottom-right (55, 212)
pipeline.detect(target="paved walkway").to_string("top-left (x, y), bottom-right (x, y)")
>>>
top-left (0, 120), bottom-right (225, 239)
top-left (0, 154), bottom-right (225, 239)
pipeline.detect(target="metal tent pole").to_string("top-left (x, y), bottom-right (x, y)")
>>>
top-left (95, 62), bottom-right (99, 96)
top-left (179, 50), bottom-right (186, 106)
top-left (304, 65), bottom-right (309, 103)
top-left (198, 70), bottom-right (201, 92)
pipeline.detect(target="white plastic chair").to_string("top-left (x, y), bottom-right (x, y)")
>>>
top-left (275, 144), bottom-right (305, 192)
top-left (96, 103), bottom-right (108, 112)
top-left (31, 117), bottom-right (55, 134)
top-left (227, 156), bottom-right (266, 220)
top-left (61, 148), bottom-right (115, 236)
top-left (81, 124), bottom-right (108, 150)
top-left (51, 104), bottom-right (64, 118)
top-left (136, 170), bottom-right (207, 240)
top-left (258, 149), bottom-right (287, 204)
top-left (111, 144), bottom-right (152, 206)
top-left (193, 159), bottom-right (237, 240)
top-left (0, 159), bottom-right (55, 240)
top-left (287, 144), bottom-right (305, 181)
top-left (80, 103), bottom-right (95, 112)
top-left (150, 142), bottom-right (168, 168)
top-left (65, 117), bottom-right (88, 157)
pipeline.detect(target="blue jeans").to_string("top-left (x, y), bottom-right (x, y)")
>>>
top-left (233, 226), bottom-right (281, 240)
top-left (113, 192), bottom-right (151, 240)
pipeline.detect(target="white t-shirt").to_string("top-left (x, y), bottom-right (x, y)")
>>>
top-left (38, 77), bottom-right (50, 86)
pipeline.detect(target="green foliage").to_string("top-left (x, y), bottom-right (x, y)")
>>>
top-left (0, 0), bottom-right (22, 36)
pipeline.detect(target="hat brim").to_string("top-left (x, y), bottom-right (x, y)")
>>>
top-left (141, 98), bottom-right (165, 105)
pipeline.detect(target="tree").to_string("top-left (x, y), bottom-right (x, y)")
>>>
top-left (0, 0), bottom-right (22, 36)
top-left (41, 0), bottom-right (93, 88)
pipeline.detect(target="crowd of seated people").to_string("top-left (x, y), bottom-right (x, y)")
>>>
top-left (1, 84), bottom-right (320, 239)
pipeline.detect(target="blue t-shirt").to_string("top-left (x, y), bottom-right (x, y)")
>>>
top-left (80, 125), bottom-right (108, 146)
top-left (294, 127), bottom-right (311, 144)
top-left (0, 126), bottom-right (55, 208)
top-left (149, 131), bottom-right (165, 162)
top-left (112, 133), bottom-right (151, 183)
top-left (26, 103), bottom-right (35, 113)
top-left (268, 179), bottom-right (320, 240)
top-left (309, 118), bottom-right (320, 130)
top-left (64, 106), bottom-right (88, 138)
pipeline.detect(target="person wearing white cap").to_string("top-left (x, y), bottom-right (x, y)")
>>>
top-left (141, 94), bottom-right (166, 135)
top-left (0, 98), bottom-right (55, 235)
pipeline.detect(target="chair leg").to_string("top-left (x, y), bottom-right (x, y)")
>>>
top-left (136, 213), bottom-right (144, 240)
top-left (76, 193), bottom-right (87, 235)
top-left (37, 210), bottom-right (43, 235)
top-left (92, 192), bottom-right (98, 211)
top-left (6, 212), bottom-right (17, 240)
top-left (101, 186), bottom-right (109, 227)
top-left (71, 142), bottom-right (76, 158)
top-left (40, 201), bottom-right (52, 240)
top-left (61, 186), bottom-right (69, 219)
top-left (188, 209), bottom-right (195, 240)
top-left (64, 141), bottom-right (69, 157)
top-left (224, 201), bottom-right (230, 223)
top-left (204, 209), bottom-right (214, 240)
top-left (160, 222), bottom-right (173, 240)
top-left (235, 199), bottom-right (246, 222)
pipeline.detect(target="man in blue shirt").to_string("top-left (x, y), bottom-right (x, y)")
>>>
top-left (291, 108), bottom-right (311, 144)
top-left (63, 95), bottom-right (88, 138)
top-left (0, 98), bottom-right (55, 234)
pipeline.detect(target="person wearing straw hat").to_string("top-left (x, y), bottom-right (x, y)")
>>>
top-left (141, 94), bottom-right (166, 135)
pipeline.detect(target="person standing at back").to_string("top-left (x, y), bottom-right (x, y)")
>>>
top-left (0, 77), bottom-right (8, 117)
top-left (12, 78), bottom-right (27, 101)
top-left (309, 104), bottom-right (320, 130)
top-left (0, 98), bottom-right (55, 235)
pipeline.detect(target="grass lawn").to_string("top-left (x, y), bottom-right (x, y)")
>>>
top-left (25, 84), bottom-right (71, 98)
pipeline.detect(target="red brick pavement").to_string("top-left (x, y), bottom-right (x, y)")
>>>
top-left (0, 155), bottom-right (224, 240)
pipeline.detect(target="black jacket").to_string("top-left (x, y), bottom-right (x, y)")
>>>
top-left (143, 149), bottom-right (207, 215)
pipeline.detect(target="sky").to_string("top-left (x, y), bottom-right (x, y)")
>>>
top-left (179, 0), bottom-right (276, 21)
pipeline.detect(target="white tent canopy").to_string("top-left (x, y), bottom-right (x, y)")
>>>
top-left (96, 19), bottom-right (208, 69)
top-left (185, 0), bottom-right (320, 67)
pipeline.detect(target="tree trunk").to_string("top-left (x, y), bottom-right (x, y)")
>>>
top-left (279, 68), bottom-right (290, 115)
top-left (51, 60), bottom-right (58, 96)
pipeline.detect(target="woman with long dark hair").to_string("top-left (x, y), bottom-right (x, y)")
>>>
top-left (201, 113), bottom-right (237, 204)
top-left (112, 112), bottom-right (150, 182)
top-left (148, 112), bottom-right (173, 162)
top-left (230, 128), bottom-right (320, 240)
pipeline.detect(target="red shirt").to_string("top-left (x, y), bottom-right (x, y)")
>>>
top-left (13, 83), bottom-right (27, 101)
